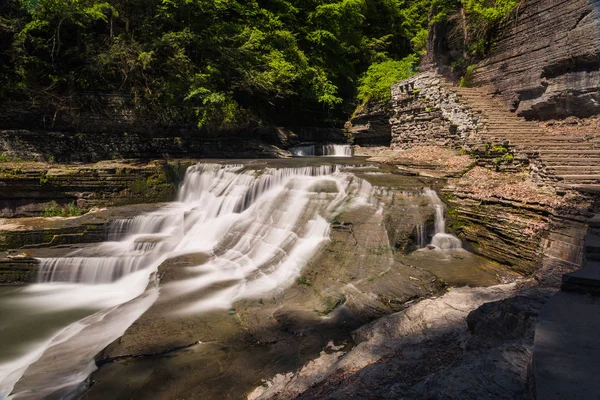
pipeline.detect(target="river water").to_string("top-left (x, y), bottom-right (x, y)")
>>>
top-left (0, 157), bottom-right (488, 399)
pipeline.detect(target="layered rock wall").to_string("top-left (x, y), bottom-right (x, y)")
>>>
top-left (0, 130), bottom-right (291, 162)
top-left (471, 0), bottom-right (600, 120)
top-left (389, 73), bottom-right (481, 150)
top-left (0, 160), bottom-right (192, 217)
top-left (0, 95), bottom-right (346, 160)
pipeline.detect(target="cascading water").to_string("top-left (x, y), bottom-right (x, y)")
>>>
top-left (423, 189), bottom-right (463, 250)
top-left (290, 144), bottom-right (353, 157)
top-left (0, 163), bottom-right (373, 397)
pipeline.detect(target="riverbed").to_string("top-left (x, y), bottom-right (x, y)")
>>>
top-left (0, 157), bottom-right (514, 399)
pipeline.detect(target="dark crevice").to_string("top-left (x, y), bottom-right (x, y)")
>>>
top-left (541, 55), bottom-right (600, 79)
top-left (572, 9), bottom-right (593, 30)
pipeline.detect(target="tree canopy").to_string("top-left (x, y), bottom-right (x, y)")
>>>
top-left (0, 0), bottom-right (519, 130)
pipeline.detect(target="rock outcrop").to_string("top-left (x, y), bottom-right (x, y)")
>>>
top-left (470, 0), bottom-right (600, 120)
top-left (346, 101), bottom-right (393, 146)
top-left (0, 203), bottom-right (165, 283)
top-left (249, 285), bottom-right (555, 400)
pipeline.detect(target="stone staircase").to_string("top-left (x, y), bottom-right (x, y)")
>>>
top-left (562, 215), bottom-right (600, 294)
top-left (446, 86), bottom-right (600, 187)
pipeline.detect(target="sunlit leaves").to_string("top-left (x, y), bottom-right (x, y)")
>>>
top-left (357, 54), bottom-right (418, 102)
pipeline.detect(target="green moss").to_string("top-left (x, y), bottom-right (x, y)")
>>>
top-left (459, 65), bottom-right (477, 88)
top-left (314, 294), bottom-right (346, 316)
top-left (296, 277), bottom-right (312, 287)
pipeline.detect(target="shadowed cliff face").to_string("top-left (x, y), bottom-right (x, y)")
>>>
top-left (470, 0), bottom-right (600, 120)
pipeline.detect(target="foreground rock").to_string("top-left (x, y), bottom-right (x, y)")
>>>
top-left (249, 284), bottom-right (554, 400)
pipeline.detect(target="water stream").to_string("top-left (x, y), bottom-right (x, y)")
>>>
top-left (423, 189), bottom-right (463, 250)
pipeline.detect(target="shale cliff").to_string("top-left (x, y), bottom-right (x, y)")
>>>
top-left (469, 0), bottom-right (600, 120)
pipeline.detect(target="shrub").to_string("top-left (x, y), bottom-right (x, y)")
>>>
top-left (357, 54), bottom-right (419, 103)
top-left (41, 201), bottom-right (84, 217)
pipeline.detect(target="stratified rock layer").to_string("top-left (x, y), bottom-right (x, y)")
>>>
top-left (472, 0), bottom-right (600, 120)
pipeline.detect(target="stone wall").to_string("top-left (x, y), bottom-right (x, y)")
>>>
top-left (471, 0), bottom-right (600, 120)
top-left (388, 72), bottom-right (480, 150)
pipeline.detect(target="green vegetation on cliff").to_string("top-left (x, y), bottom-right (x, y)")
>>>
top-left (0, 0), bottom-right (519, 129)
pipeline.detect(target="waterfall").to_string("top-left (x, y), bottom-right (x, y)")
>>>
top-left (416, 224), bottom-right (426, 248)
top-left (3, 163), bottom-right (374, 396)
top-left (423, 189), bottom-right (463, 250)
top-left (290, 144), bottom-right (353, 157)
top-left (37, 164), bottom-right (368, 294)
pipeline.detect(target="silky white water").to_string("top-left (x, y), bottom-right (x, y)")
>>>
top-left (423, 189), bottom-right (463, 250)
top-left (290, 144), bottom-right (353, 157)
top-left (0, 163), bottom-right (373, 398)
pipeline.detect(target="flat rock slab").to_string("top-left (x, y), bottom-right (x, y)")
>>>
top-left (534, 291), bottom-right (600, 400)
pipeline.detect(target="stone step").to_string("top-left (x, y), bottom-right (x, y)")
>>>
top-left (586, 235), bottom-right (600, 259)
top-left (517, 145), bottom-right (595, 151)
top-left (556, 174), bottom-right (600, 182)
top-left (484, 121), bottom-right (540, 126)
top-left (539, 150), bottom-right (600, 155)
top-left (486, 131), bottom-right (557, 136)
top-left (541, 157), bottom-right (600, 167)
top-left (485, 126), bottom-right (544, 130)
top-left (546, 166), bottom-right (600, 173)
top-left (482, 140), bottom-right (594, 149)
top-left (499, 136), bottom-right (590, 142)
top-left (562, 261), bottom-right (600, 289)
top-left (485, 121), bottom-right (540, 126)
top-left (542, 160), bottom-right (600, 167)
top-left (512, 141), bottom-right (593, 147)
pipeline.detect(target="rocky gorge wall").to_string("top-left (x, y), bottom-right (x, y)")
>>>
top-left (349, 71), bottom-right (593, 279)
top-left (0, 95), bottom-right (347, 161)
top-left (470, 0), bottom-right (600, 120)
top-left (348, 73), bottom-right (478, 151)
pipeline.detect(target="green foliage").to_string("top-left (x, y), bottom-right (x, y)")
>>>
top-left (2, 0), bottom-right (436, 129)
top-left (296, 277), bottom-right (312, 287)
top-left (357, 54), bottom-right (418, 102)
top-left (41, 201), bottom-right (84, 217)
top-left (459, 64), bottom-right (477, 87)
top-left (491, 144), bottom-right (508, 153)
top-left (0, 0), bottom-right (519, 128)
top-left (411, 29), bottom-right (429, 53)
top-left (39, 170), bottom-right (48, 184)
top-left (463, 0), bottom-right (519, 25)
top-left (0, 152), bottom-right (23, 162)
